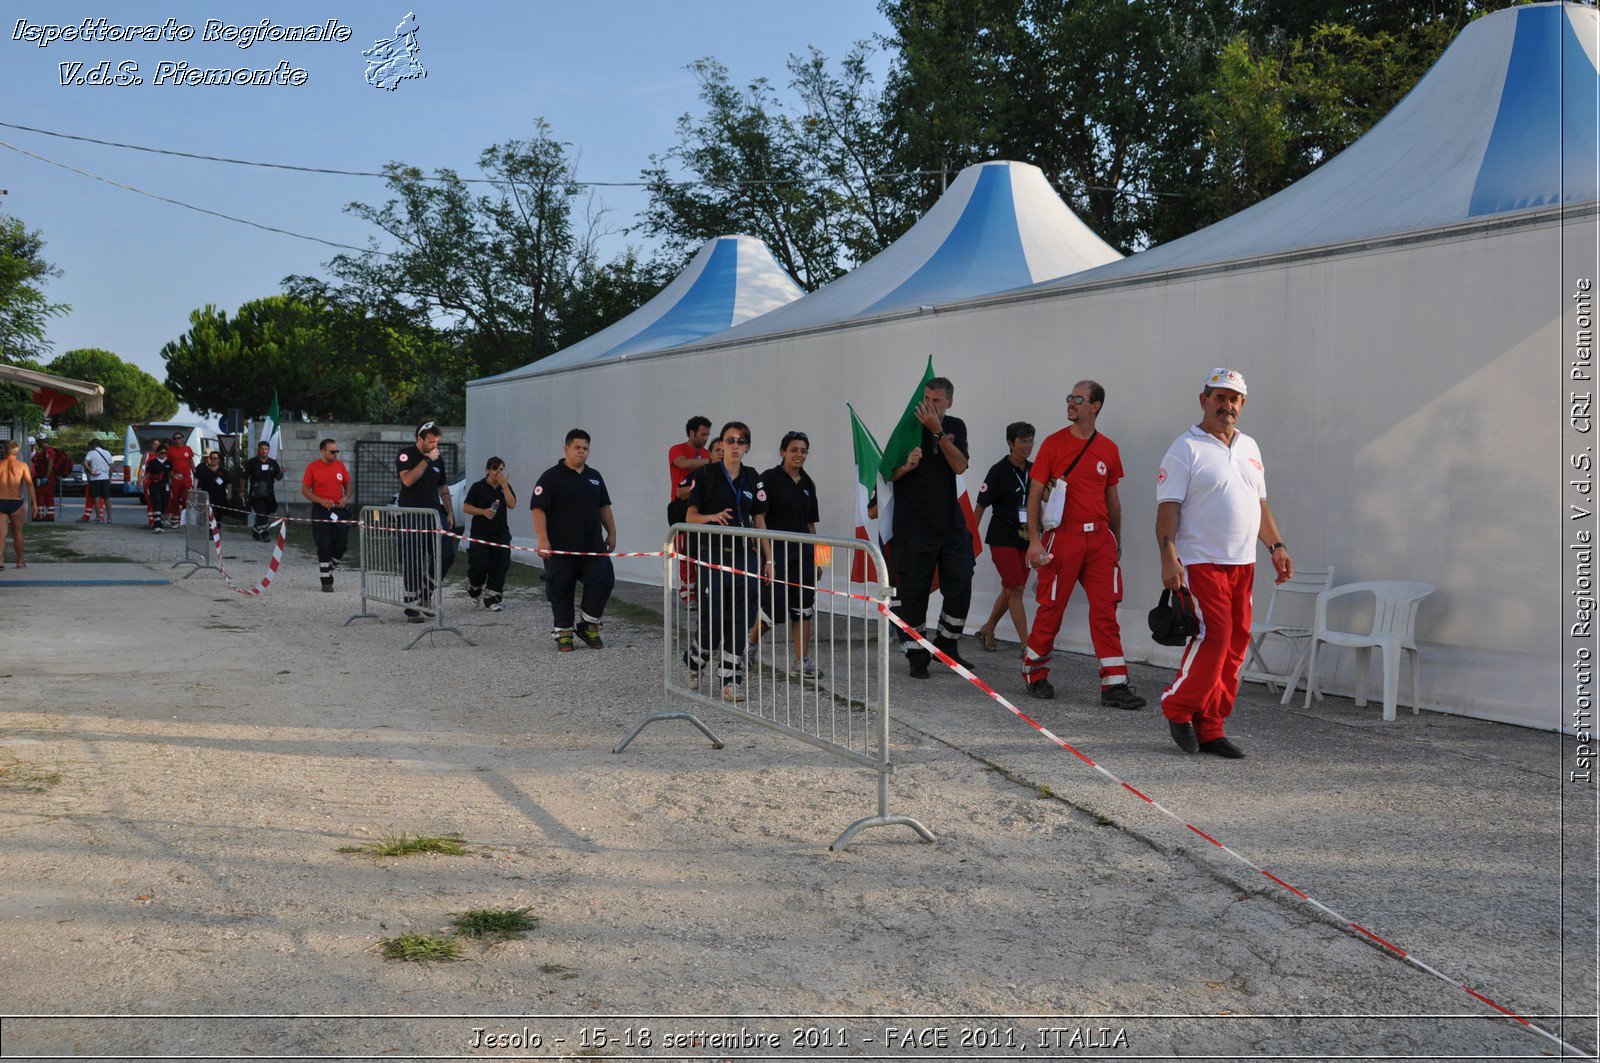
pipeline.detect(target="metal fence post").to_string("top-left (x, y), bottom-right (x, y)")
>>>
top-left (171, 488), bottom-right (217, 578)
top-left (620, 522), bottom-right (932, 850)
top-left (342, 505), bottom-right (474, 649)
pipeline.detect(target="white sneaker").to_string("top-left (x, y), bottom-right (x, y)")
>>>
top-left (721, 681), bottom-right (746, 703)
top-left (687, 670), bottom-right (700, 691)
top-left (486, 601), bottom-right (503, 612)
top-left (794, 656), bottom-right (821, 678)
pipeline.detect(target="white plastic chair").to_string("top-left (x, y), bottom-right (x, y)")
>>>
top-left (1280, 580), bottom-right (1435, 721)
top-left (1244, 564), bottom-right (1334, 694)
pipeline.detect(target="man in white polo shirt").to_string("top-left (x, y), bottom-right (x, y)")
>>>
top-left (1155, 368), bottom-right (1293, 758)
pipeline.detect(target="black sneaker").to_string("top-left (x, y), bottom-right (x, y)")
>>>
top-left (555, 630), bottom-right (575, 652)
top-left (1199, 737), bottom-right (1246, 759)
top-left (908, 657), bottom-right (930, 679)
top-left (321, 579), bottom-right (334, 593)
top-left (1027, 678), bottom-right (1055, 700)
top-left (1168, 720), bottom-right (1200, 754)
top-left (405, 608), bottom-right (424, 623)
top-left (576, 622), bottom-right (604, 649)
top-left (932, 636), bottom-right (973, 670)
top-left (1101, 685), bottom-right (1147, 711)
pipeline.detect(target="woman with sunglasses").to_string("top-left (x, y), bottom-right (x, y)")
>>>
top-left (753, 431), bottom-right (821, 677)
top-left (684, 421), bottom-right (772, 702)
top-left (197, 452), bottom-right (230, 514)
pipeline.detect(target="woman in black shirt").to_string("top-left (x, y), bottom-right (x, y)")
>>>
top-left (754, 431), bottom-right (821, 677)
top-left (684, 421), bottom-right (771, 702)
top-left (973, 421), bottom-right (1035, 652)
top-left (197, 452), bottom-right (230, 513)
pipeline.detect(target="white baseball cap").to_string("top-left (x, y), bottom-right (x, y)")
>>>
top-left (26, 436), bottom-right (35, 445)
top-left (1203, 367), bottom-right (1248, 395)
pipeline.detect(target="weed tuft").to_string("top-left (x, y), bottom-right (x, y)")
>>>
top-left (450, 907), bottom-right (539, 940)
top-left (339, 833), bottom-right (469, 857)
top-left (380, 934), bottom-right (461, 962)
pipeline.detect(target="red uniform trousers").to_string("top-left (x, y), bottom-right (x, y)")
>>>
top-left (167, 473), bottom-right (192, 522)
top-left (1159, 562), bottom-right (1254, 742)
top-left (34, 477), bottom-right (54, 520)
top-left (1022, 524), bottom-right (1128, 688)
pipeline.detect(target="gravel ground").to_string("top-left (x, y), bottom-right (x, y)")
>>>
top-left (0, 515), bottom-right (1592, 1060)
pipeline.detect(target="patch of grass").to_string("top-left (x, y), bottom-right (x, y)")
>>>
top-left (1036, 784), bottom-right (1054, 799)
top-left (339, 833), bottom-right (469, 857)
top-left (450, 907), bottom-right (539, 940)
top-left (0, 761), bottom-right (62, 792)
top-left (538, 962), bottom-right (577, 979)
top-left (380, 934), bottom-right (461, 962)
top-left (1094, 813), bottom-right (1116, 827)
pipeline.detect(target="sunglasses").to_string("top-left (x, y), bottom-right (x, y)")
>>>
top-left (1066, 395), bottom-right (1092, 406)
top-left (324, 449), bottom-right (340, 455)
top-left (722, 437), bottom-right (749, 446)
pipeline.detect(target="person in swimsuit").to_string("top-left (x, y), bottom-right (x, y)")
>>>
top-left (0, 439), bottom-right (39, 569)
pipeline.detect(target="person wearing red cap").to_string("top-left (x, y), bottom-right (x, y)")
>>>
top-left (1155, 368), bottom-right (1294, 758)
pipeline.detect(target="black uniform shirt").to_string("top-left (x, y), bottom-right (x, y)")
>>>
top-left (395, 444), bottom-right (447, 513)
top-left (144, 456), bottom-right (172, 486)
top-left (892, 414), bottom-right (968, 537)
top-left (976, 455), bottom-right (1032, 550)
top-left (198, 466), bottom-right (230, 508)
top-left (531, 462), bottom-right (611, 552)
top-left (246, 457), bottom-right (282, 498)
top-left (757, 464), bottom-right (819, 534)
top-left (687, 462), bottom-right (767, 557)
top-left (465, 477), bottom-right (514, 542)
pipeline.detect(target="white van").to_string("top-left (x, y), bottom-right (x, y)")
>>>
top-left (123, 423), bottom-right (212, 495)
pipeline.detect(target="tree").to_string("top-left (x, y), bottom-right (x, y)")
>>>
top-left (47, 348), bottom-right (177, 426)
top-left (0, 215), bottom-right (69, 363)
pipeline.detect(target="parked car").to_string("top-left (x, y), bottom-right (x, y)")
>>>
top-left (58, 463), bottom-right (90, 496)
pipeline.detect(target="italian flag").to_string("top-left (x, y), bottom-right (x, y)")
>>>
top-left (258, 391), bottom-right (281, 460)
top-left (848, 403), bottom-right (883, 583)
top-left (875, 356), bottom-right (982, 560)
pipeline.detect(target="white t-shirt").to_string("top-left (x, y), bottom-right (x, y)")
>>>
top-left (84, 447), bottom-right (113, 481)
top-left (1156, 425), bottom-right (1266, 566)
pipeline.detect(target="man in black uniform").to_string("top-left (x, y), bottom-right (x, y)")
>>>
top-left (395, 421), bottom-right (457, 622)
top-left (244, 441), bottom-right (283, 541)
top-left (462, 456), bottom-right (516, 611)
top-left (887, 376), bottom-right (974, 678)
top-left (143, 443), bottom-right (173, 534)
top-left (532, 429), bottom-right (618, 651)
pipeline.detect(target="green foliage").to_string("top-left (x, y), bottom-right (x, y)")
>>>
top-left (379, 934), bottom-right (462, 962)
top-left (46, 348), bottom-right (177, 427)
top-left (338, 833), bottom-right (469, 857)
top-left (642, 52), bottom-right (914, 289)
top-left (0, 215), bottom-right (68, 362)
top-left (450, 907), bottom-right (540, 940)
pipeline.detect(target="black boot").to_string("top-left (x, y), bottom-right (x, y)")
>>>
top-left (932, 635), bottom-right (973, 671)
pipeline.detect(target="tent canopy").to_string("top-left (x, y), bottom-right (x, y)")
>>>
top-left (711, 160), bottom-right (1122, 343)
top-left (1043, 1), bottom-right (1599, 287)
top-left (0, 363), bottom-right (106, 417)
top-left (473, 235), bottom-right (804, 384)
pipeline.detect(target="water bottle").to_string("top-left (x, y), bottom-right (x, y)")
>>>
top-left (488, 499), bottom-right (501, 519)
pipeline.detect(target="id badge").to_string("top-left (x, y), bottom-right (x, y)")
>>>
top-left (1015, 506), bottom-right (1027, 526)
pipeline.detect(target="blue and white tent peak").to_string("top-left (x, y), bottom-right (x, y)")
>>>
top-left (1049, 2), bottom-right (1598, 286)
top-left (714, 160), bottom-right (1121, 342)
top-left (478, 235), bottom-right (804, 381)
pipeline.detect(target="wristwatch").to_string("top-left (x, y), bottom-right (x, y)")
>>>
top-left (1270, 542), bottom-right (1286, 553)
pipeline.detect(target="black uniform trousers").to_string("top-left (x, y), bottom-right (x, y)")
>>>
top-left (543, 554), bottom-right (615, 630)
top-left (247, 495), bottom-right (277, 536)
top-left (467, 538), bottom-right (511, 603)
top-left (891, 530), bottom-right (975, 664)
top-left (401, 527), bottom-right (457, 607)
top-left (688, 547), bottom-right (760, 681)
top-left (311, 505), bottom-right (349, 581)
top-left (146, 484), bottom-right (169, 527)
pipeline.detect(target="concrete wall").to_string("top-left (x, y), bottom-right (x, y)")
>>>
top-left (467, 207), bottom-right (1594, 732)
top-left (276, 422), bottom-right (465, 515)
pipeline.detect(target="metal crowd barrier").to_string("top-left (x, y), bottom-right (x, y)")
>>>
top-left (616, 522), bottom-right (934, 851)
top-left (344, 505), bottom-right (473, 650)
top-left (171, 489), bottom-right (217, 579)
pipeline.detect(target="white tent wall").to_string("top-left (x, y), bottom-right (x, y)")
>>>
top-left (467, 206), bottom-right (1588, 732)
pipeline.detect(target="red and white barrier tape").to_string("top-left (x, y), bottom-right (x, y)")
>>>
top-left (207, 512), bottom-right (285, 596)
top-left (869, 604), bottom-right (1579, 1054)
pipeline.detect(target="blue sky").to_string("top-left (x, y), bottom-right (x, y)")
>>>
top-left (1, 2), bottom-right (892, 425)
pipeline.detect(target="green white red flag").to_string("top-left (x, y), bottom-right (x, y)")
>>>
top-left (848, 403), bottom-right (883, 583)
top-left (874, 355), bottom-right (981, 558)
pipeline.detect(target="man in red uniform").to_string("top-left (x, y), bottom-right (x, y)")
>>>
top-left (165, 431), bottom-right (195, 528)
top-left (1022, 380), bottom-right (1146, 709)
top-left (28, 435), bottom-right (56, 521)
top-left (667, 416), bottom-right (712, 604)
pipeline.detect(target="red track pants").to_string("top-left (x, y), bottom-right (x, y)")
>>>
top-left (34, 478), bottom-right (54, 520)
top-left (168, 474), bottom-right (192, 521)
top-left (1022, 525), bottom-right (1128, 688)
top-left (1159, 562), bottom-right (1254, 742)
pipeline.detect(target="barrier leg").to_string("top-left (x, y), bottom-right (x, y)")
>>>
top-left (830, 764), bottom-right (935, 851)
top-left (613, 712), bottom-right (724, 754)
